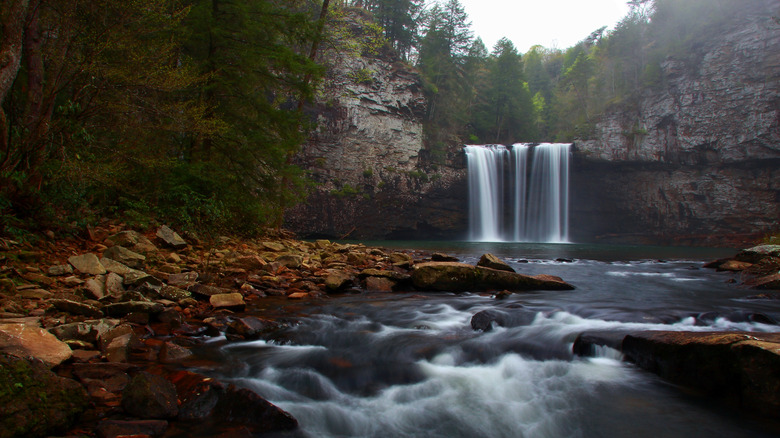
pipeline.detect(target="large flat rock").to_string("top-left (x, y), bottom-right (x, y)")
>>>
top-left (411, 262), bottom-right (574, 292)
top-left (573, 330), bottom-right (780, 419)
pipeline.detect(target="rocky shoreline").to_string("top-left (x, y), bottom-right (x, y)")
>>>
top-left (0, 224), bottom-right (574, 438)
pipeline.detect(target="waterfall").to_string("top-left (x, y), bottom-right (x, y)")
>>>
top-left (465, 143), bottom-right (571, 243)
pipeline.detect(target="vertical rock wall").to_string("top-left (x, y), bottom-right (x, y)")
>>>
top-left (285, 42), bottom-right (467, 240)
top-left (572, 0), bottom-right (780, 246)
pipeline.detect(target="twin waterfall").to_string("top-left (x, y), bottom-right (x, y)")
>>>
top-left (465, 143), bottom-right (571, 243)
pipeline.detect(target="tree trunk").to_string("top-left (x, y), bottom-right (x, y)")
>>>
top-left (0, 0), bottom-right (31, 167)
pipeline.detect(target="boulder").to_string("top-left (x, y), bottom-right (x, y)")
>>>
top-left (49, 298), bottom-right (104, 318)
top-left (210, 293), bottom-right (246, 311)
top-left (431, 252), bottom-right (459, 262)
top-left (358, 268), bottom-right (411, 282)
top-left (411, 262), bottom-right (574, 292)
top-left (621, 331), bottom-right (780, 419)
top-left (49, 319), bottom-right (116, 344)
top-left (84, 276), bottom-right (107, 299)
top-left (48, 264), bottom-right (74, 276)
top-left (68, 253), bottom-right (107, 275)
top-left (716, 260), bottom-right (753, 272)
top-left (477, 253), bottom-right (515, 272)
top-left (0, 353), bottom-right (88, 438)
top-left (105, 272), bottom-right (125, 295)
top-left (470, 309), bottom-right (506, 331)
top-left (262, 241), bottom-right (287, 252)
top-left (156, 225), bottom-right (188, 249)
top-left (106, 230), bottom-right (159, 253)
top-left (275, 254), bottom-right (303, 269)
top-left (0, 323), bottom-right (73, 367)
top-left (225, 316), bottom-right (278, 341)
top-left (159, 342), bottom-right (193, 363)
top-left (100, 257), bottom-right (135, 275)
top-left (103, 301), bottom-right (164, 317)
top-left (365, 276), bottom-right (396, 292)
top-left (168, 271), bottom-right (199, 286)
top-left (157, 285), bottom-right (192, 301)
top-left (190, 284), bottom-right (231, 298)
top-left (123, 270), bottom-right (161, 287)
top-left (325, 270), bottom-right (353, 292)
top-left (122, 371), bottom-right (179, 419)
top-left (169, 370), bottom-right (298, 433)
top-left (735, 245), bottom-right (780, 264)
top-left (103, 245), bottom-right (146, 269)
top-left (748, 274), bottom-right (780, 290)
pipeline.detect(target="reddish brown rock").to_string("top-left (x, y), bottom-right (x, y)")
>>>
top-left (0, 323), bottom-right (73, 367)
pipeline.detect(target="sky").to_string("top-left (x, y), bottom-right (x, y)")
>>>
top-left (457, 0), bottom-right (632, 53)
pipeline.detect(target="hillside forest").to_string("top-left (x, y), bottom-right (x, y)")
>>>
top-left (0, 0), bottom-right (763, 238)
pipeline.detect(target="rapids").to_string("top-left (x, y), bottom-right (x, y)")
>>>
top-left (190, 243), bottom-right (780, 437)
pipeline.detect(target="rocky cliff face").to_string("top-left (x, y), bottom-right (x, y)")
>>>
top-left (572, 0), bottom-right (780, 245)
top-left (285, 42), bottom-right (467, 240)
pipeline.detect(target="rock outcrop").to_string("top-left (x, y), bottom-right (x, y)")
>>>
top-left (286, 13), bottom-right (466, 240)
top-left (571, 0), bottom-right (780, 245)
top-left (573, 330), bottom-right (780, 420)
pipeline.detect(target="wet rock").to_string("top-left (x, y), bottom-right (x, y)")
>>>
top-left (107, 230), bottom-right (159, 253)
top-left (210, 293), bottom-right (246, 311)
top-left (226, 316), bottom-right (277, 341)
top-left (470, 309), bottom-right (506, 331)
top-left (122, 371), bottom-right (179, 419)
top-left (96, 419), bottom-right (168, 438)
top-left (572, 330), bottom-right (630, 357)
top-left (103, 245), bottom-right (146, 269)
top-left (287, 292), bottom-right (309, 299)
top-left (233, 255), bottom-right (267, 270)
top-left (359, 268), bottom-right (411, 282)
top-left (365, 276), bottom-right (396, 292)
top-left (159, 341), bottom-right (193, 363)
top-left (156, 225), bottom-right (188, 249)
top-left (0, 353), bottom-right (88, 438)
top-left (747, 274), bottom-right (780, 290)
top-left (477, 253), bottom-right (515, 272)
top-left (621, 331), bottom-right (780, 419)
top-left (0, 323), bottom-right (73, 367)
top-left (73, 362), bottom-right (134, 399)
top-left (68, 253), bottom-right (107, 275)
top-left (411, 262), bottom-right (575, 292)
top-left (49, 298), bottom-right (104, 318)
top-left (325, 270), bottom-right (353, 292)
top-left (49, 319), bottom-right (116, 344)
top-left (716, 260), bottom-right (753, 272)
top-left (190, 284), bottom-right (231, 298)
top-left (431, 252), bottom-right (459, 262)
top-left (103, 301), bottom-right (164, 317)
top-left (48, 264), bottom-right (74, 276)
top-left (735, 245), bottom-right (780, 264)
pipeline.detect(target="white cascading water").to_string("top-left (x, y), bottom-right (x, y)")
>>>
top-left (465, 143), bottom-right (570, 243)
top-left (464, 145), bottom-right (508, 241)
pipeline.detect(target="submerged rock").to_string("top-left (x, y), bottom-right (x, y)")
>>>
top-left (122, 371), bottom-right (179, 419)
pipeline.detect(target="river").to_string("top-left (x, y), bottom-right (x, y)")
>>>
top-left (189, 242), bottom-right (780, 437)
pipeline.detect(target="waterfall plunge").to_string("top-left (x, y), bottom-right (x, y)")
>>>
top-left (465, 143), bottom-right (570, 243)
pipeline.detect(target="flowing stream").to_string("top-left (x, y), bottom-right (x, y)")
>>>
top-left (191, 243), bottom-right (780, 437)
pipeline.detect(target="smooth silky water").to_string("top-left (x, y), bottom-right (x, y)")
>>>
top-left (188, 242), bottom-right (780, 437)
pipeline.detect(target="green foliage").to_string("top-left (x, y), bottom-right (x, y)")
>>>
top-left (331, 183), bottom-right (361, 197)
top-left (349, 68), bottom-right (375, 85)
